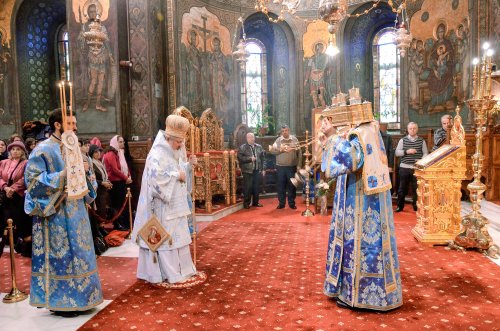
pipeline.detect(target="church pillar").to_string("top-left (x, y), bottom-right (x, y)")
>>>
top-left (127, 0), bottom-right (166, 138)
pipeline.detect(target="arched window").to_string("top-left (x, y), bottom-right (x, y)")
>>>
top-left (56, 24), bottom-right (70, 81)
top-left (373, 28), bottom-right (399, 125)
top-left (243, 39), bottom-right (267, 128)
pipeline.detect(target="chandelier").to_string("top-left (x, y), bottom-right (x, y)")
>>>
top-left (232, 17), bottom-right (250, 71)
top-left (393, 3), bottom-right (412, 57)
top-left (319, 0), bottom-right (348, 56)
top-left (318, 0), bottom-right (348, 35)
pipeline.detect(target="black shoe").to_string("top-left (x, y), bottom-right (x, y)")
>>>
top-left (52, 311), bottom-right (81, 318)
top-left (276, 205), bottom-right (285, 209)
top-left (413, 204), bottom-right (418, 211)
top-left (243, 205), bottom-right (250, 209)
top-left (395, 207), bottom-right (403, 212)
top-left (252, 203), bottom-right (263, 207)
top-left (289, 205), bottom-right (297, 209)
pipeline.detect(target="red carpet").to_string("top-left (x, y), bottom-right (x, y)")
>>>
top-left (78, 198), bottom-right (500, 331)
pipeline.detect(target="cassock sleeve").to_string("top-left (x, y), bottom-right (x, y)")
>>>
top-left (321, 136), bottom-right (364, 179)
top-left (24, 149), bottom-right (65, 217)
top-left (149, 160), bottom-right (180, 203)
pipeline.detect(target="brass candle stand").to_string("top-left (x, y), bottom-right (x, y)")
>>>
top-left (301, 130), bottom-right (315, 217)
top-left (450, 43), bottom-right (499, 258)
top-left (126, 188), bottom-right (133, 239)
top-left (3, 219), bottom-right (28, 303)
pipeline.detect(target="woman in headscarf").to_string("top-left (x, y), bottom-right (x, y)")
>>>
top-left (103, 135), bottom-right (132, 230)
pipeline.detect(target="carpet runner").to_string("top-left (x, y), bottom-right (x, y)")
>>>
top-left (77, 199), bottom-right (499, 331)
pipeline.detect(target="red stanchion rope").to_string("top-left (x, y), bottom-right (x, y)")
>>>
top-left (88, 195), bottom-right (129, 224)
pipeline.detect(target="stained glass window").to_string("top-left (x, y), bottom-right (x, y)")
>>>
top-left (373, 28), bottom-right (399, 125)
top-left (243, 40), bottom-right (267, 128)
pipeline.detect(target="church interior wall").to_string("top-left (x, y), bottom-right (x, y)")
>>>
top-left (0, 0), bottom-right (497, 139)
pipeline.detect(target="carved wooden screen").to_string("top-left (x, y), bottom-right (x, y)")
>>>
top-left (200, 108), bottom-right (224, 151)
top-left (172, 106), bottom-right (200, 153)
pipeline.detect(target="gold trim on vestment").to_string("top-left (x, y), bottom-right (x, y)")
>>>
top-left (32, 269), bottom-right (100, 280)
top-left (352, 175), bottom-right (363, 306)
top-left (349, 122), bottom-right (392, 195)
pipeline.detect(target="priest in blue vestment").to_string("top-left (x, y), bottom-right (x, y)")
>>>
top-left (25, 109), bottom-right (103, 316)
top-left (320, 105), bottom-right (403, 311)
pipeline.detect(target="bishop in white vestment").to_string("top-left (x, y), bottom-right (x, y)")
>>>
top-left (131, 115), bottom-right (197, 284)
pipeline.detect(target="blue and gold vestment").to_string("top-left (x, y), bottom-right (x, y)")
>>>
top-left (321, 122), bottom-right (403, 311)
top-left (25, 136), bottom-right (103, 311)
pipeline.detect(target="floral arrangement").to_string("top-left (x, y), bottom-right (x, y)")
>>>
top-left (315, 180), bottom-right (334, 197)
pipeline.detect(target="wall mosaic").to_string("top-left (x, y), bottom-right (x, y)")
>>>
top-left (0, 0), bottom-right (17, 46)
top-left (179, 6), bottom-right (234, 125)
top-left (303, 20), bottom-right (334, 110)
top-left (69, 0), bottom-right (119, 134)
top-left (0, 22), bottom-right (15, 137)
top-left (343, 3), bottom-right (395, 103)
top-left (408, 0), bottom-right (470, 126)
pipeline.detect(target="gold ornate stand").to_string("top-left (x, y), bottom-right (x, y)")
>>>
top-left (301, 130), bottom-right (315, 217)
top-left (450, 45), bottom-right (499, 258)
top-left (3, 219), bottom-right (28, 303)
top-left (412, 107), bottom-right (467, 245)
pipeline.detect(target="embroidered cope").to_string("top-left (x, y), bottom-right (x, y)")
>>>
top-left (24, 136), bottom-right (103, 311)
top-left (321, 126), bottom-right (403, 311)
top-left (131, 131), bottom-right (196, 284)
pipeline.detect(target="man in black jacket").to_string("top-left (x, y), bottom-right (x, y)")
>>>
top-left (237, 132), bottom-right (265, 209)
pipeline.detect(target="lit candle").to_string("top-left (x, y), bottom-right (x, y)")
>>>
top-left (472, 58), bottom-right (479, 99)
top-left (61, 81), bottom-right (67, 131)
top-left (479, 59), bottom-right (486, 100)
top-left (485, 49), bottom-right (494, 97)
top-left (58, 82), bottom-right (64, 110)
top-left (68, 81), bottom-right (73, 119)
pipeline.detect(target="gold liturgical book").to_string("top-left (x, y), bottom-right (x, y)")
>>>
top-left (412, 110), bottom-right (467, 245)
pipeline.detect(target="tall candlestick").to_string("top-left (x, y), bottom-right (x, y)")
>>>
top-left (479, 61), bottom-right (486, 99)
top-left (485, 55), bottom-right (492, 97)
top-left (61, 81), bottom-right (67, 131)
top-left (472, 59), bottom-right (479, 99)
top-left (58, 82), bottom-right (64, 111)
top-left (68, 81), bottom-right (73, 118)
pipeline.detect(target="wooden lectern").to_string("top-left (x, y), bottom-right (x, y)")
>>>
top-left (412, 109), bottom-right (467, 245)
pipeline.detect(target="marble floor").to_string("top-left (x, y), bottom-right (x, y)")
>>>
top-left (0, 298), bottom-right (111, 331)
top-left (461, 200), bottom-right (500, 266)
